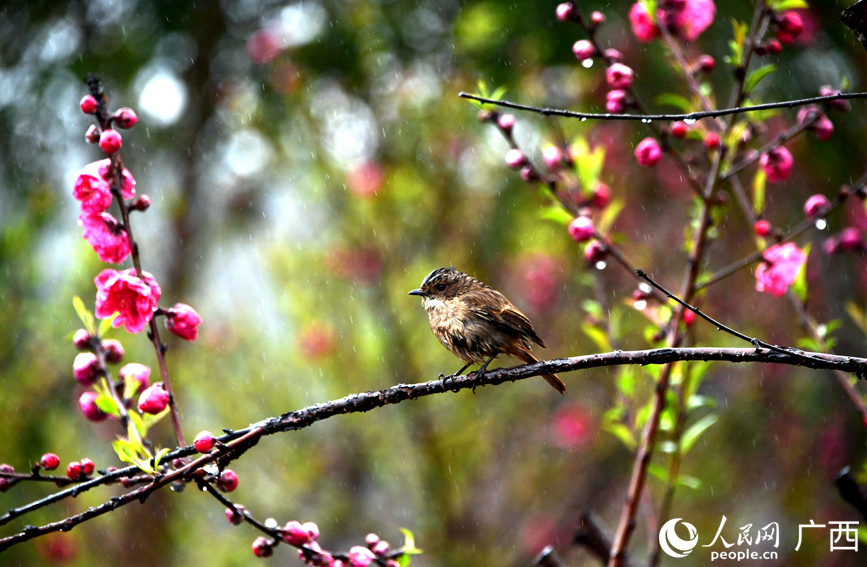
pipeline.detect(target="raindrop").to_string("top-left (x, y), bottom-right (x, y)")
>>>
top-left (638, 282), bottom-right (652, 293)
top-left (582, 59), bottom-right (593, 69)
top-left (595, 260), bottom-right (607, 270)
top-left (815, 219), bottom-right (827, 230)
top-left (641, 118), bottom-right (650, 124)
top-left (684, 118), bottom-right (697, 125)
top-left (265, 518), bottom-right (278, 529)
top-left (634, 299), bottom-right (647, 311)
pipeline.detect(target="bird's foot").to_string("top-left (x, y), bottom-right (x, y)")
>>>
top-left (440, 373), bottom-right (461, 393)
top-left (470, 369), bottom-right (486, 394)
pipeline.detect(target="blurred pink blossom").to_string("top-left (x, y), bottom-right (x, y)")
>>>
top-left (755, 243), bottom-right (806, 297)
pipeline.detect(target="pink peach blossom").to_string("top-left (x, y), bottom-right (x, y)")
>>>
top-left (94, 268), bottom-right (161, 334)
top-left (759, 147), bottom-right (794, 183)
top-left (78, 212), bottom-right (131, 264)
top-left (755, 243), bottom-right (806, 297)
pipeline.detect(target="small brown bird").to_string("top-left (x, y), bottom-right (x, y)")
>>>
top-left (409, 267), bottom-right (567, 395)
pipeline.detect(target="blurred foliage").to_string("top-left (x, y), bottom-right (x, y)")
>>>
top-left (1, 0), bottom-right (867, 566)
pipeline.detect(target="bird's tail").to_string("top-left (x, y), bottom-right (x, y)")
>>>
top-left (516, 350), bottom-right (567, 395)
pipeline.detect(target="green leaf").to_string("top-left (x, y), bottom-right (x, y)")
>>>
top-left (142, 406), bottom-right (171, 433)
top-left (123, 374), bottom-right (145, 401)
top-left (640, 0), bottom-right (658, 22)
top-left (847, 302), bottom-right (867, 334)
top-left (581, 299), bottom-right (603, 320)
top-left (770, 0), bottom-right (808, 10)
top-left (604, 422), bottom-right (637, 450)
top-left (617, 367), bottom-right (635, 397)
top-left (397, 528), bottom-right (422, 567)
top-left (572, 137), bottom-right (606, 190)
top-left (153, 447), bottom-right (171, 469)
top-left (682, 413), bottom-right (718, 453)
top-left (744, 64), bottom-right (776, 94)
top-left (598, 198), bottom-right (625, 234)
top-left (92, 385), bottom-right (121, 419)
top-left (791, 243), bottom-right (810, 302)
top-left (539, 206), bottom-right (574, 226)
top-left (72, 296), bottom-right (95, 335)
top-left (678, 474), bottom-right (702, 489)
top-left (796, 337), bottom-right (822, 351)
top-left (687, 395), bottom-right (717, 411)
top-left (752, 169), bottom-right (766, 214)
top-left (581, 323), bottom-right (611, 352)
top-left (129, 412), bottom-right (147, 439)
top-left (655, 94), bottom-right (692, 112)
top-left (97, 313), bottom-right (117, 338)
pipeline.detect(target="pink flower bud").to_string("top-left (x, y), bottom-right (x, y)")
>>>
top-left (592, 182), bottom-right (611, 208)
top-left (767, 39), bottom-right (782, 54)
top-left (119, 363), bottom-right (151, 393)
top-left (505, 149), bottom-right (526, 169)
top-left (759, 147), bottom-right (794, 183)
top-left (165, 303), bottom-right (203, 341)
top-left (606, 90), bottom-right (627, 113)
top-left (102, 339), bottom-right (124, 363)
top-left (584, 240), bottom-right (607, 263)
top-left (697, 55), bottom-right (715, 72)
top-left (838, 227), bottom-right (864, 252)
top-left (283, 520), bottom-right (311, 546)
top-left (303, 522), bottom-right (320, 541)
top-left (252, 537), bottom-right (273, 558)
top-left (776, 11), bottom-right (804, 44)
top-left (73, 329), bottom-right (91, 350)
top-left (73, 352), bottom-right (101, 386)
top-left (373, 541), bottom-right (390, 556)
top-left (572, 40), bottom-right (595, 61)
top-left (812, 115), bottom-right (834, 141)
top-left (754, 220), bottom-right (771, 237)
top-left (80, 95), bottom-right (98, 114)
top-left (132, 194), bottom-right (152, 211)
top-left (85, 125), bottom-right (100, 144)
top-left (112, 108), bottom-right (138, 129)
top-left (226, 505), bottom-right (246, 525)
top-left (568, 216), bottom-right (595, 242)
top-left (605, 63), bottom-right (634, 90)
top-left (703, 132), bottom-right (720, 150)
top-left (348, 546), bottom-right (376, 567)
top-left (497, 113), bottom-right (515, 131)
top-left (555, 3), bottom-right (574, 22)
top-left (80, 458), bottom-right (95, 475)
top-left (683, 309), bottom-right (696, 327)
top-left (519, 165), bottom-right (539, 183)
top-left (194, 430), bottom-right (216, 453)
top-left (365, 533), bottom-right (380, 548)
top-left (590, 11), bottom-right (605, 25)
top-left (66, 461), bottom-right (82, 480)
top-left (820, 85), bottom-right (851, 112)
top-left (634, 137), bottom-right (662, 167)
top-left (796, 105), bottom-right (821, 127)
top-left (217, 469), bottom-right (239, 492)
top-left (629, 2), bottom-right (659, 42)
top-left (603, 48), bottom-right (624, 62)
top-left (40, 453), bottom-right (60, 470)
top-left (79, 392), bottom-right (108, 422)
top-left (98, 130), bottom-right (122, 154)
top-left (137, 384), bottom-right (169, 414)
top-left (804, 194), bottom-right (830, 219)
top-left (542, 146), bottom-right (563, 170)
top-left (670, 121), bottom-right (687, 138)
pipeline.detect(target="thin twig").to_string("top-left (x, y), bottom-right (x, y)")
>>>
top-left (458, 91), bottom-right (867, 124)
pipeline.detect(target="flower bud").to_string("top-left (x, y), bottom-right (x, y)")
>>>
top-left (754, 220), bottom-right (771, 237)
top-left (0, 478), bottom-right (9, 493)
top-left (696, 55), bottom-right (715, 73)
top-left (348, 546), bottom-right (376, 567)
top-left (226, 505), bottom-right (246, 525)
top-left (131, 194), bottom-right (152, 212)
top-left (194, 430), bottom-right (216, 453)
top-left (820, 85), bottom-right (851, 112)
top-left (606, 90), bottom-right (627, 113)
top-left (703, 132), bottom-right (720, 150)
top-left (373, 541), bottom-right (390, 556)
top-left (98, 130), bottom-right (122, 154)
top-left (85, 125), bottom-right (101, 144)
top-left (670, 121), bottom-right (687, 138)
top-left (40, 453), bottom-right (60, 471)
top-left (804, 194), bottom-right (830, 219)
top-left (590, 11), bottom-right (605, 25)
top-left (767, 39), bottom-right (782, 54)
top-left (79, 391), bottom-right (108, 422)
top-left (102, 339), bottom-right (124, 363)
top-left (497, 113), bottom-right (515, 132)
top-left (137, 384), bottom-right (169, 414)
top-left (73, 329), bottom-right (92, 350)
top-left (165, 303), bottom-right (203, 341)
top-left (120, 363), bottom-right (151, 394)
top-left (555, 3), bottom-right (574, 22)
top-left (73, 353), bottom-right (101, 386)
top-left (776, 11), bottom-right (804, 44)
top-left (542, 146), bottom-right (563, 170)
top-left (283, 520), bottom-right (311, 546)
top-left (605, 63), bottom-right (634, 90)
top-left (80, 458), bottom-right (95, 475)
top-left (603, 48), bottom-right (624, 63)
top-left (568, 216), bottom-right (595, 242)
top-left (252, 537), bottom-right (273, 558)
top-left (112, 108), bottom-right (138, 129)
top-left (683, 309), bottom-right (696, 327)
top-left (812, 115), bottom-right (834, 141)
top-left (584, 240), bottom-right (607, 263)
top-left (365, 533), bottom-right (380, 548)
top-left (66, 461), bottom-right (82, 480)
top-left (80, 95), bottom-right (98, 115)
top-left (303, 522), bottom-right (320, 541)
top-left (759, 147), bottom-right (794, 183)
top-left (634, 137), bottom-right (662, 167)
top-left (217, 469), bottom-right (239, 492)
top-left (505, 149), bottom-right (526, 170)
top-left (572, 40), bottom-right (595, 61)
top-left (0, 464), bottom-right (14, 473)
top-left (592, 182), bottom-right (611, 208)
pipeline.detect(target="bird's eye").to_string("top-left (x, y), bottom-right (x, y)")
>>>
top-left (436, 283), bottom-right (447, 291)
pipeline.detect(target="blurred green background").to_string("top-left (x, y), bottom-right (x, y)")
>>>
top-left (2, 0), bottom-right (867, 565)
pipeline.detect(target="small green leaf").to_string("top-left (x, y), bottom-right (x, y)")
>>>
top-left (682, 413), bottom-right (718, 453)
top-left (153, 447), bottom-right (171, 469)
top-left (581, 323), bottom-right (611, 352)
top-left (655, 94), bottom-right (692, 112)
top-left (791, 243), bottom-right (810, 302)
top-left (770, 0), bottom-right (808, 10)
top-left (572, 136), bottom-right (606, 190)
top-left (398, 528), bottom-right (423, 566)
top-left (93, 388), bottom-right (121, 419)
top-left (582, 299), bottom-right (603, 320)
top-left (617, 367), bottom-right (635, 397)
top-left (678, 474), bottom-right (702, 489)
top-left (539, 206), bottom-right (574, 226)
top-left (129, 412), bottom-right (147, 439)
top-left (142, 406), bottom-right (171, 433)
top-left (604, 422), bottom-right (637, 450)
top-left (72, 296), bottom-right (95, 335)
top-left (744, 64), bottom-right (776, 94)
top-left (752, 169), bottom-right (766, 214)
top-left (97, 313), bottom-right (117, 338)
top-left (598, 198), bottom-right (625, 234)
top-left (687, 395), bottom-right (717, 411)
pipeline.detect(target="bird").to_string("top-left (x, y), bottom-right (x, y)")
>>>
top-left (408, 267), bottom-right (567, 395)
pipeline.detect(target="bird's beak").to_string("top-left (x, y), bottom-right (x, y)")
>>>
top-left (408, 289), bottom-right (425, 297)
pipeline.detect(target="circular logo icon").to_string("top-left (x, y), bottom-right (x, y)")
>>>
top-left (659, 518), bottom-right (699, 558)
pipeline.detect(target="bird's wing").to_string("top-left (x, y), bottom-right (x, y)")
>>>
top-left (462, 288), bottom-right (546, 348)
